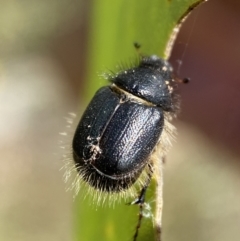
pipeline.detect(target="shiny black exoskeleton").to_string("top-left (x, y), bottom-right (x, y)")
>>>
top-left (72, 55), bottom-right (176, 193)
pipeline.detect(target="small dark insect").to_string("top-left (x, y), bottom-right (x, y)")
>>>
top-left (71, 53), bottom-right (180, 240)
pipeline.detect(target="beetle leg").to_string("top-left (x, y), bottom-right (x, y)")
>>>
top-left (131, 164), bottom-right (153, 241)
top-left (130, 176), bottom-right (151, 205)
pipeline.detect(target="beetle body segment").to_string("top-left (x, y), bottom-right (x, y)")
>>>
top-left (73, 86), bottom-right (164, 192)
top-left (113, 55), bottom-right (174, 110)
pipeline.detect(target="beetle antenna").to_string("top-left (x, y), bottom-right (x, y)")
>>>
top-left (174, 76), bottom-right (190, 84)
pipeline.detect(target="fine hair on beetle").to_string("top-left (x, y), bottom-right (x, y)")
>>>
top-left (63, 53), bottom-right (180, 207)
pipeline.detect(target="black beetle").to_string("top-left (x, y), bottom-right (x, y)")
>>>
top-left (72, 55), bottom-right (177, 201)
top-left (72, 55), bottom-right (178, 200)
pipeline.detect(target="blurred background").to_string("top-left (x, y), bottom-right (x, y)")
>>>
top-left (0, 0), bottom-right (240, 241)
